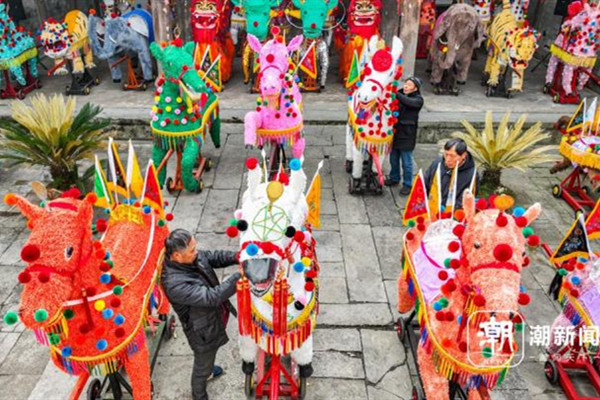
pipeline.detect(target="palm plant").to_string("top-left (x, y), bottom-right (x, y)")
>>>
top-left (452, 111), bottom-right (558, 190)
top-left (0, 94), bottom-right (108, 190)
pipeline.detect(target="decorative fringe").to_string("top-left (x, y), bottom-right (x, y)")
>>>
top-left (52, 329), bottom-right (146, 377)
top-left (237, 278), bottom-right (252, 336)
top-left (559, 138), bottom-right (600, 170)
top-left (256, 122), bottom-right (303, 147)
top-left (0, 47), bottom-right (37, 69)
top-left (550, 43), bottom-right (597, 69)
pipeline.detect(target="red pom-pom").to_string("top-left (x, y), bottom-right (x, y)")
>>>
top-left (406, 232), bottom-right (415, 241)
top-left (96, 219), bottom-right (107, 233)
top-left (448, 241), bottom-right (460, 253)
top-left (473, 294), bottom-right (486, 307)
top-left (18, 271), bottom-right (31, 284)
top-left (570, 289), bottom-right (580, 298)
top-left (435, 311), bottom-right (445, 321)
top-left (99, 263), bottom-right (111, 272)
top-left (85, 192), bottom-right (97, 204)
top-left (454, 209), bottom-right (465, 222)
top-left (21, 244), bottom-right (40, 263)
top-left (450, 259), bottom-right (461, 269)
top-left (527, 235), bottom-right (540, 247)
top-left (522, 256), bottom-right (530, 267)
top-left (515, 216), bottom-right (528, 228)
top-left (115, 327), bottom-right (125, 338)
top-left (110, 298), bottom-right (121, 308)
top-left (304, 281), bottom-right (315, 291)
top-left (576, 262), bottom-right (586, 270)
top-left (266, 54), bottom-right (275, 63)
top-left (79, 324), bottom-right (90, 334)
top-left (438, 271), bottom-right (448, 281)
top-left (416, 216), bottom-right (424, 224)
top-left (568, 0), bottom-right (583, 17)
top-left (306, 269), bottom-right (317, 279)
top-left (459, 341), bottom-right (468, 352)
top-left (294, 231), bottom-right (305, 242)
top-left (262, 242), bottom-right (274, 254)
top-left (445, 311), bottom-right (454, 322)
top-left (278, 172), bottom-right (289, 185)
top-left (496, 214), bottom-right (508, 227)
top-left (493, 243), bottom-right (513, 262)
top-left (446, 279), bottom-right (457, 292)
top-left (172, 37), bottom-right (184, 47)
top-left (246, 158), bottom-right (258, 170)
top-left (62, 188), bottom-right (81, 199)
top-left (417, 223), bottom-right (426, 231)
top-left (371, 49), bottom-right (393, 72)
top-left (452, 225), bottom-right (465, 238)
top-left (518, 292), bottom-right (531, 305)
top-left (475, 198), bottom-right (488, 210)
top-left (86, 287), bottom-right (97, 297)
top-left (166, 213), bottom-right (174, 221)
top-left (226, 226), bottom-right (238, 238)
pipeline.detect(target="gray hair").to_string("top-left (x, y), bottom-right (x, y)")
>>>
top-left (165, 229), bottom-right (193, 259)
top-left (444, 138), bottom-right (468, 155)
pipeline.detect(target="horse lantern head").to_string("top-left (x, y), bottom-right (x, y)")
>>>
top-left (150, 41), bottom-right (209, 106)
top-left (191, 0), bottom-right (226, 43)
top-left (292, 0), bottom-right (339, 39)
top-left (231, 0), bottom-right (281, 41)
top-left (348, 0), bottom-right (381, 38)
top-left (460, 191), bottom-right (541, 312)
top-left (355, 35), bottom-right (403, 107)
top-left (40, 18), bottom-right (72, 59)
top-left (235, 158), bottom-right (308, 297)
top-left (4, 192), bottom-right (96, 329)
top-left (247, 33), bottom-right (303, 100)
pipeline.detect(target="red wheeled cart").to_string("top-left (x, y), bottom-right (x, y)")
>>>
top-left (552, 166), bottom-right (596, 215)
top-left (244, 350), bottom-right (307, 400)
top-left (544, 62), bottom-right (600, 105)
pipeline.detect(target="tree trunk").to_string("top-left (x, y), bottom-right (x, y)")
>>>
top-left (398, 0), bottom-right (422, 79)
top-left (50, 165), bottom-right (79, 190)
top-left (381, 0), bottom-right (400, 45)
top-left (482, 168), bottom-right (502, 191)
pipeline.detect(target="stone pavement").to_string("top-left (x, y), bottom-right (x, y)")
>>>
top-left (0, 123), bottom-right (590, 399)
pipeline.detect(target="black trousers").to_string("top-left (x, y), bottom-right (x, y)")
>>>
top-left (191, 346), bottom-right (218, 400)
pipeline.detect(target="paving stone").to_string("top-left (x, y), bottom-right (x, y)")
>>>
top-left (366, 365), bottom-right (412, 400)
top-left (320, 198), bottom-right (338, 215)
top-left (513, 361), bottom-right (564, 397)
top-left (319, 214), bottom-right (340, 231)
top-left (361, 330), bottom-right (405, 384)
top-left (319, 262), bottom-right (346, 278)
top-left (313, 230), bottom-right (343, 263)
top-left (313, 329), bottom-right (361, 352)
top-left (304, 378), bottom-right (368, 400)
top-left (520, 289), bottom-right (561, 330)
top-left (492, 390), bottom-right (533, 400)
top-left (312, 351), bottom-right (364, 379)
top-left (0, 332), bottom-right (19, 366)
top-left (211, 138), bottom-right (246, 190)
top-left (372, 227), bottom-right (404, 281)
top-left (0, 232), bottom-right (28, 266)
top-left (28, 360), bottom-right (79, 400)
top-left (170, 189), bottom-right (208, 233)
top-left (331, 164), bottom-right (369, 225)
top-left (0, 265), bottom-right (20, 305)
top-left (153, 355), bottom-right (194, 400)
top-left (341, 224), bottom-right (387, 302)
top-left (0, 374), bottom-right (39, 400)
top-left (318, 304), bottom-right (393, 327)
top-left (319, 276), bottom-right (349, 304)
top-left (363, 191), bottom-right (403, 228)
top-left (383, 280), bottom-right (402, 321)
top-left (0, 332), bottom-right (49, 375)
top-left (197, 189), bottom-right (239, 233)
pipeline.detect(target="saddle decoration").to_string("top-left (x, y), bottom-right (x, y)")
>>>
top-left (559, 98), bottom-right (600, 170)
top-left (550, 43), bottom-right (597, 68)
top-left (14, 142), bottom-right (170, 377)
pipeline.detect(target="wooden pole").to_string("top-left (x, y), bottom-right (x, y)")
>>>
top-left (398, 0), bottom-right (422, 79)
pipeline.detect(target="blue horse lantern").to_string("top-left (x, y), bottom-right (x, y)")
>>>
top-left (0, 3), bottom-right (40, 99)
top-left (88, 8), bottom-right (154, 90)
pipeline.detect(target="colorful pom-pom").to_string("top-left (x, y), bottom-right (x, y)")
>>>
top-left (452, 225), bottom-right (465, 237)
top-left (493, 244), bottom-right (513, 262)
top-left (513, 207), bottom-right (525, 217)
top-left (18, 271), bottom-right (31, 284)
top-left (407, 220), bottom-right (416, 228)
top-left (34, 308), bottom-right (48, 322)
top-left (61, 347), bottom-right (72, 357)
top-left (438, 271), bottom-right (448, 280)
top-left (113, 286), bottom-right (123, 295)
top-left (96, 339), bottom-right (108, 351)
top-left (237, 220), bottom-right (249, 231)
top-left (304, 281), bottom-right (315, 291)
top-left (285, 226), bottom-right (296, 238)
top-left (518, 292), bottom-right (531, 306)
top-left (3, 311), bottom-right (18, 325)
top-left (21, 244), bottom-right (40, 262)
top-left (64, 309), bottom-right (75, 319)
top-left (246, 243), bottom-right (259, 256)
top-left (527, 235), bottom-right (540, 247)
top-left (102, 309), bottom-right (114, 319)
top-left (475, 198), bottom-right (488, 210)
top-left (448, 241), bottom-right (460, 253)
top-left (246, 158), bottom-right (258, 170)
top-left (114, 314), bottom-right (125, 325)
top-left (515, 216), bottom-right (528, 228)
top-left (226, 226), bottom-right (239, 238)
top-left (94, 300), bottom-right (106, 311)
top-left (289, 158), bottom-right (301, 171)
top-left (473, 294), bottom-right (486, 307)
top-left (99, 273), bottom-right (111, 284)
top-left (482, 346), bottom-right (493, 358)
top-left (293, 262), bottom-right (305, 273)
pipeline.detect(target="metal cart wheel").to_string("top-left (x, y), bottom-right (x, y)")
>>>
top-left (166, 177), bottom-right (175, 194)
top-left (87, 378), bottom-right (102, 400)
top-left (544, 360), bottom-right (558, 385)
top-left (412, 385), bottom-right (425, 400)
top-left (205, 159), bottom-right (214, 172)
top-left (195, 180), bottom-right (204, 193)
top-left (84, 86), bottom-right (91, 95)
top-left (552, 184), bottom-right (562, 199)
top-left (298, 377), bottom-right (307, 399)
top-left (244, 373), bottom-right (254, 399)
top-left (166, 315), bottom-right (176, 340)
top-left (396, 317), bottom-right (407, 342)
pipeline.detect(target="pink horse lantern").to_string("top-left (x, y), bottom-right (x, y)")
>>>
top-left (544, 1), bottom-right (600, 103)
top-left (244, 30), bottom-right (306, 164)
top-left (346, 35), bottom-right (403, 194)
top-left (397, 192), bottom-right (542, 399)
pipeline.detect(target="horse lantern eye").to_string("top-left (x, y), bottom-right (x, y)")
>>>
top-left (65, 247), bottom-right (74, 259)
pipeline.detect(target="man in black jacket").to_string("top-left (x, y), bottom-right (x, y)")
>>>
top-left (161, 229), bottom-right (241, 400)
top-left (424, 138), bottom-right (479, 210)
top-left (386, 76), bottom-right (425, 195)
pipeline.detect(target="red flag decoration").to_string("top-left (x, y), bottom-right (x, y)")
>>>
top-left (586, 198), bottom-right (600, 240)
top-left (141, 160), bottom-right (164, 217)
top-left (299, 41), bottom-right (317, 79)
top-left (403, 170), bottom-right (429, 225)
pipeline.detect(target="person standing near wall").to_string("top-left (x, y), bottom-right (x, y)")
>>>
top-left (386, 76), bottom-right (425, 195)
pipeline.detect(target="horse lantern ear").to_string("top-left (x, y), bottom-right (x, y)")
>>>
top-left (287, 35), bottom-right (304, 53)
top-left (184, 41), bottom-right (195, 56)
top-left (391, 36), bottom-right (403, 61)
top-left (462, 190), bottom-right (476, 223)
top-left (150, 42), bottom-right (165, 62)
top-left (523, 203), bottom-right (542, 226)
top-left (247, 34), bottom-right (262, 54)
top-left (4, 194), bottom-right (45, 222)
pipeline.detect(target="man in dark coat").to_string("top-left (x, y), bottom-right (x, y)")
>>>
top-left (386, 76), bottom-right (425, 195)
top-left (424, 138), bottom-right (479, 210)
top-left (161, 229), bottom-right (241, 400)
